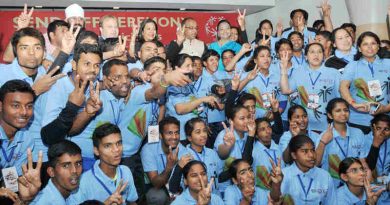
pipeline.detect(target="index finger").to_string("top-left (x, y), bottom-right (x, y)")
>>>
top-left (118, 35), bottom-right (123, 45)
top-left (23, 4), bottom-right (27, 14)
top-left (115, 179), bottom-right (124, 193)
top-left (119, 181), bottom-right (128, 193)
top-left (221, 121), bottom-right (228, 130)
top-left (69, 23), bottom-right (75, 34)
top-left (208, 177), bottom-right (215, 190)
top-left (95, 82), bottom-right (100, 97)
top-left (79, 76), bottom-right (88, 91)
top-left (198, 175), bottom-right (205, 189)
top-left (73, 26), bottom-right (81, 37)
top-left (27, 148), bottom-right (33, 169)
top-left (237, 9), bottom-right (241, 16)
top-left (47, 66), bottom-right (60, 76)
top-left (28, 6), bottom-right (34, 17)
top-left (36, 150), bottom-right (43, 171)
top-left (242, 9), bottom-right (246, 16)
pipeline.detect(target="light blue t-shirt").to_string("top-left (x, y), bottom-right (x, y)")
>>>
top-left (281, 163), bottom-right (337, 205)
top-left (281, 27), bottom-right (317, 46)
top-left (224, 184), bottom-right (265, 205)
top-left (0, 127), bottom-right (33, 176)
top-left (341, 57), bottom-right (390, 126)
top-left (289, 64), bottom-right (341, 131)
top-left (30, 179), bottom-right (66, 205)
top-left (315, 125), bottom-right (366, 187)
top-left (209, 40), bottom-right (241, 71)
top-left (68, 160), bottom-right (138, 204)
top-left (119, 83), bottom-right (159, 157)
top-left (171, 188), bottom-right (224, 205)
top-left (0, 59), bottom-right (46, 86)
top-left (336, 184), bottom-right (367, 205)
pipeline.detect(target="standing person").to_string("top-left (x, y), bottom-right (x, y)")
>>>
top-left (128, 19), bottom-right (158, 61)
top-left (68, 123), bottom-right (138, 205)
top-left (315, 31), bottom-right (332, 59)
top-left (315, 98), bottom-right (367, 187)
top-left (337, 157), bottom-right (386, 205)
top-left (254, 19), bottom-right (283, 59)
top-left (339, 31), bottom-right (390, 134)
top-left (280, 43), bottom-right (341, 132)
top-left (281, 9), bottom-right (317, 46)
top-left (287, 31), bottom-right (306, 68)
top-left (269, 135), bottom-right (337, 205)
top-left (209, 20), bottom-right (242, 71)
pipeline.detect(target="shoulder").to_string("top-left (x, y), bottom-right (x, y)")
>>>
top-left (307, 27), bottom-right (317, 33)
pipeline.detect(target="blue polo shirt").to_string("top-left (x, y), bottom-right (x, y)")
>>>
top-left (224, 184), bottom-right (265, 205)
top-left (30, 179), bottom-right (66, 205)
top-left (334, 47), bottom-right (357, 65)
top-left (341, 57), bottom-right (390, 126)
top-left (171, 188), bottom-right (224, 205)
top-left (141, 141), bottom-right (189, 175)
top-left (281, 162), bottom-right (336, 205)
top-left (315, 125), bottom-right (366, 186)
top-left (127, 60), bottom-right (143, 72)
top-left (337, 184), bottom-right (367, 205)
top-left (68, 160), bottom-right (138, 204)
top-left (289, 64), bottom-right (341, 131)
top-left (252, 140), bottom-right (283, 194)
top-left (243, 64), bottom-right (287, 119)
top-left (208, 41), bottom-right (241, 71)
top-left (119, 83), bottom-right (159, 157)
top-left (0, 59), bottom-right (46, 86)
top-left (281, 27), bottom-right (317, 46)
top-left (0, 127), bottom-right (33, 176)
top-left (364, 133), bottom-right (389, 176)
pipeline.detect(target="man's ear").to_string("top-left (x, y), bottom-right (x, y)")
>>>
top-left (71, 60), bottom-right (77, 71)
top-left (0, 101), bottom-right (3, 113)
top-left (93, 146), bottom-right (100, 157)
top-left (47, 166), bottom-right (55, 178)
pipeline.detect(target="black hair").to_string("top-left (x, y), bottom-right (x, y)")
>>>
top-left (143, 56), bottom-right (166, 71)
top-left (255, 118), bottom-right (271, 136)
top-left (316, 30), bottom-right (332, 41)
top-left (290, 9), bottom-right (309, 21)
top-left (79, 200), bottom-right (105, 205)
top-left (370, 114), bottom-right (390, 127)
top-left (92, 123), bottom-right (121, 148)
top-left (287, 105), bottom-right (307, 121)
top-left (191, 55), bottom-right (201, 62)
top-left (47, 20), bottom-right (69, 43)
top-left (312, 20), bottom-right (324, 30)
top-left (225, 104), bottom-right (248, 120)
top-left (184, 117), bottom-right (206, 137)
top-left (341, 23), bottom-right (357, 33)
top-left (48, 140), bottom-right (81, 168)
top-left (138, 19), bottom-right (158, 42)
top-left (258, 19), bottom-right (273, 32)
top-left (330, 27), bottom-right (352, 44)
top-left (73, 44), bottom-right (102, 62)
top-left (230, 26), bottom-right (243, 44)
top-left (354, 31), bottom-right (381, 61)
top-left (380, 40), bottom-right (390, 46)
top-left (182, 160), bottom-right (207, 179)
top-left (304, 42), bottom-right (324, 56)
top-left (159, 116), bottom-right (180, 135)
top-left (102, 59), bottom-right (128, 77)
top-left (338, 157), bottom-right (362, 176)
top-left (325, 98), bottom-right (349, 123)
top-left (228, 159), bottom-right (249, 180)
top-left (155, 40), bottom-right (164, 48)
top-left (201, 49), bottom-right (220, 62)
top-left (288, 134), bottom-right (314, 154)
top-left (244, 45), bottom-right (270, 72)
top-left (173, 53), bottom-right (192, 69)
top-left (237, 92), bottom-right (256, 106)
top-left (222, 49), bottom-right (235, 59)
top-left (288, 31), bottom-right (304, 42)
top-left (11, 27), bottom-right (45, 57)
top-left (100, 37), bottom-right (119, 52)
top-left (216, 20), bottom-right (231, 40)
top-left (275, 38), bottom-right (293, 54)
top-left (0, 80), bottom-right (36, 102)
top-left (75, 30), bottom-right (99, 46)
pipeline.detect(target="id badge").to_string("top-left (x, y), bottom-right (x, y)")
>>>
top-left (307, 94), bottom-right (319, 109)
top-left (148, 125), bottom-right (160, 143)
top-left (262, 93), bottom-right (271, 108)
top-left (2, 167), bottom-right (18, 192)
top-left (367, 80), bottom-right (382, 97)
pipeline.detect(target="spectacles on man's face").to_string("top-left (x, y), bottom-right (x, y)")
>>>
top-left (346, 167), bottom-right (366, 174)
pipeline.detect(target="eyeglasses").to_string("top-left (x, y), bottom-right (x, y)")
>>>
top-left (346, 167), bottom-right (366, 174)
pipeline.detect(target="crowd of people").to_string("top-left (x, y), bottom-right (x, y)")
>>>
top-left (0, 1), bottom-right (389, 205)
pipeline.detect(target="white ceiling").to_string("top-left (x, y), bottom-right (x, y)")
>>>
top-left (0, 0), bottom-right (275, 14)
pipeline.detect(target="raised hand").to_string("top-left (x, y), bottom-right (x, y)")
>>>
top-left (372, 124), bottom-right (388, 147)
top-left (203, 96), bottom-right (219, 109)
top-left (18, 149), bottom-right (42, 202)
top-left (231, 70), bottom-right (241, 90)
top-left (289, 121), bottom-right (301, 137)
top-left (178, 154), bottom-right (193, 168)
top-left (222, 121), bottom-right (236, 148)
top-left (61, 23), bottom-right (81, 54)
top-left (259, 32), bottom-right (271, 47)
top-left (68, 75), bottom-right (88, 106)
top-left (113, 34), bottom-right (128, 57)
top-left (320, 0), bottom-right (332, 17)
top-left (239, 43), bottom-right (252, 55)
top-left (269, 92), bottom-right (279, 113)
top-left (164, 69), bottom-right (193, 87)
top-left (237, 9), bottom-right (247, 30)
top-left (85, 81), bottom-right (102, 116)
top-left (320, 124), bottom-right (333, 145)
top-left (364, 175), bottom-right (385, 205)
top-left (176, 24), bottom-right (186, 45)
top-left (247, 115), bottom-right (256, 137)
top-left (279, 51), bottom-right (290, 71)
top-left (17, 4), bottom-right (34, 30)
top-left (197, 176), bottom-right (213, 205)
top-left (246, 64), bottom-right (259, 81)
top-left (32, 66), bottom-right (66, 95)
top-left (276, 18), bottom-right (283, 37)
top-left (270, 158), bottom-right (283, 184)
top-left (104, 179), bottom-right (128, 205)
top-left (166, 146), bottom-right (179, 170)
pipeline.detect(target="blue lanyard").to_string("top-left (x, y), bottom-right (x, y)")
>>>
top-left (341, 58), bottom-right (349, 63)
top-left (335, 137), bottom-right (349, 158)
top-left (288, 67), bottom-right (294, 78)
top-left (109, 100), bottom-right (120, 125)
top-left (378, 141), bottom-right (387, 173)
top-left (368, 63), bottom-right (374, 78)
top-left (297, 175), bottom-right (313, 200)
top-left (264, 149), bottom-right (277, 165)
top-left (194, 77), bottom-right (203, 93)
top-left (0, 143), bottom-right (16, 163)
top-left (91, 166), bottom-right (122, 195)
top-left (150, 101), bottom-right (159, 126)
top-left (259, 74), bottom-right (270, 88)
top-left (293, 55), bottom-right (304, 65)
top-left (189, 146), bottom-right (205, 162)
top-left (308, 72), bottom-right (321, 89)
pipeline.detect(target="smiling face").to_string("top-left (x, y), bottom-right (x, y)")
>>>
top-left (256, 121), bottom-right (272, 146)
top-left (142, 22), bottom-right (157, 41)
top-left (359, 36), bottom-right (380, 60)
top-left (161, 123), bottom-right (180, 149)
top-left (334, 29), bottom-right (353, 52)
top-left (217, 21), bottom-right (231, 40)
top-left (104, 64), bottom-right (131, 98)
top-left (184, 19), bottom-right (198, 40)
top-left (289, 108), bottom-right (308, 131)
top-left (72, 52), bottom-right (101, 82)
top-left (232, 108), bottom-right (250, 133)
top-left (290, 34), bottom-right (304, 51)
top-left (188, 122), bottom-right (208, 147)
top-left (184, 163), bottom-right (208, 193)
top-left (232, 161), bottom-right (255, 186)
top-left (0, 92), bottom-right (34, 131)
